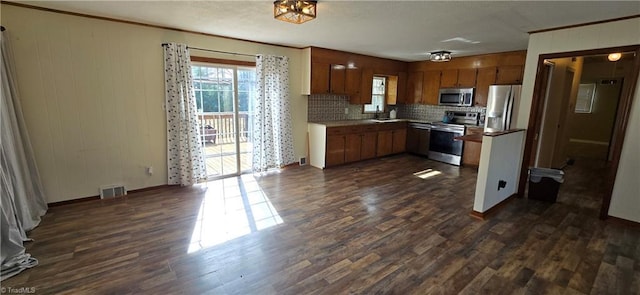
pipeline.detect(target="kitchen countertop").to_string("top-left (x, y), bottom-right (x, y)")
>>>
top-left (455, 128), bottom-right (526, 143)
top-left (309, 119), bottom-right (439, 127)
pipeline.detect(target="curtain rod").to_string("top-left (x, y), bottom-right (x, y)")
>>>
top-left (161, 43), bottom-right (255, 58)
top-left (160, 43), bottom-right (284, 59)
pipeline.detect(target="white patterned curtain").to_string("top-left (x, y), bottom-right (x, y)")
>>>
top-left (1, 29), bottom-right (46, 280)
top-left (253, 55), bottom-right (296, 172)
top-left (163, 43), bottom-right (206, 185)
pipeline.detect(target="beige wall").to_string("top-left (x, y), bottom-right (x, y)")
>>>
top-left (568, 59), bottom-right (633, 143)
top-left (518, 17), bottom-right (640, 222)
top-left (2, 5), bottom-right (308, 203)
top-left (536, 58), bottom-right (581, 168)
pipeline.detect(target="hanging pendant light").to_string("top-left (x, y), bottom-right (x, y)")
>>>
top-left (274, 0), bottom-right (317, 24)
top-left (430, 51), bottom-right (452, 62)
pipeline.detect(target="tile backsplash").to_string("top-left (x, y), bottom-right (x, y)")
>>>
top-left (307, 94), bottom-right (486, 123)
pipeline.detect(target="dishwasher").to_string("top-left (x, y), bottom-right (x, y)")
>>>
top-left (406, 122), bottom-right (431, 156)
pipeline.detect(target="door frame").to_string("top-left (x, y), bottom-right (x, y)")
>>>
top-left (517, 45), bottom-right (640, 220)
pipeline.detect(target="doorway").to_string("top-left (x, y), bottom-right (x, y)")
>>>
top-left (191, 63), bottom-right (256, 179)
top-left (521, 46), bottom-right (640, 219)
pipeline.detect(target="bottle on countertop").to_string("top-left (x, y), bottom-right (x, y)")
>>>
top-left (389, 108), bottom-right (397, 119)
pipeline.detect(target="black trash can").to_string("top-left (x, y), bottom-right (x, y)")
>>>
top-left (528, 167), bottom-right (564, 202)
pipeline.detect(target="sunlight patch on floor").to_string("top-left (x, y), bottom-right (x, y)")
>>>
top-left (413, 169), bottom-right (442, 179)
top-left (188, 174), bottom-right (283, 253)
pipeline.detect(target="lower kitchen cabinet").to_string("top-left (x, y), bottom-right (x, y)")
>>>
top-left (376, 130), bottom-right (393, 157)
top-left (392, 128), bottom-right (407, 154)
top-left (377, 122), bottom-right (407, 157)
top-left (308, 121), bottom-right (408, 168)
top-left (326, 134), bottom-right (346, 166)
top-left (360, 131), bottom-right (378, 160)
top-left (462, 127), bottom-right (483, 166)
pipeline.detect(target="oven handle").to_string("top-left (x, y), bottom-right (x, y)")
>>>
top-left (431, 126), bottom-right (464, 134)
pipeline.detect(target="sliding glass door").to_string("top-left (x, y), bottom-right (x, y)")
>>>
top-left (191, 64), bottom-right (255, 179)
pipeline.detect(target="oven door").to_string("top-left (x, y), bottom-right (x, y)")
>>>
top-left (428, 126), bottom-right (464, 165)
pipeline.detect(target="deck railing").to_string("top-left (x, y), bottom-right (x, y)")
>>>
top-left (199, 112), bottom-right (250, 144)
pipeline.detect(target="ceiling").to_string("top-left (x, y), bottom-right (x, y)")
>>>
top-left (12, 1), bottom-right (640, 62)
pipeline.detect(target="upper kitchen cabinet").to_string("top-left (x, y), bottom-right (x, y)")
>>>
top-left (330, 64), bottom-right (347, 93)
top-left (440, 68), bottom-right (477, 88)
top-left (311, 61), bottom-right (331, 94)
top-left (496, 65), bottom-right (524, 84)
top-left (310, 62), bottom-right (347, 94)
top-left (422, 70), bottom-right (441, 105)
top-left (475, 67), bottom-right (497, 107)
top-left (406, 71), bottom-right (424, 104)
top-left (302, 47), bottom-right (408, 100)
top-left (358, 68), bottom-right (374, 104)
top-left (406, 50), bottom-right (526, 106)
top-left (346, 67), bottom-right (362, 104)
top-left (395, 72), bottom-right (408, 104)
top-left (386, 75), bottom-right (399, 105)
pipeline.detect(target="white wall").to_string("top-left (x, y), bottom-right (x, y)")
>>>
top-left (2, 5), bottom-right (308, 203)
top-left (517, 17), bottom-right (640, 222)
top-left (474, 131), bottom-right (526, 213)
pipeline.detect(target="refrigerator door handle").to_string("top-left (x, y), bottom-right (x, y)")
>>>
top-left (504, 88), bottom-right (514, 130)
top-left (501, 89), bottom-right (511, 130)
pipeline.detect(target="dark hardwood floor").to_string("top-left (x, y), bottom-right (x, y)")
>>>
top-left (4, 154), bottom-right (639, 294)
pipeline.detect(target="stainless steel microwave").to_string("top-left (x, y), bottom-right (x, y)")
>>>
top-left (438, 88), bottom-right (474, 107)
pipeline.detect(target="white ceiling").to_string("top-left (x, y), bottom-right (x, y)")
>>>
top-left (14, 1), bottom-right (640, 61)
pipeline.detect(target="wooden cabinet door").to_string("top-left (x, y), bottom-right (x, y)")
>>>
top-left (496, 65), bottom-right (523, 84)
top-left (311, 62), bottom-right (330, 94)
top-left (376, 130), bottom-right (393, 157)
top-left (386, 75), bottom-right (398, 105)
top-left (475, 67), bottom-right (497, 107)
top-left (392, 128), bottom-right (407, 154)
top-left (360, 132), bottom-right (378, 160)
top-left (457, 68), bottom-right (477, 87)
top-left (396, 72), bottom-right (408, 104)
top-left (345, 133), bottom-right (362, 163)
top-left (330, 64), bottom-right (346, 94)
top-left (406, 71), bottom-right (423, 104)
top-left (346, 67), bottom-right (362, 104)
top-left (360, 68), bottom-right (374, 104)
top-left (440, 69), bottom-right (458, 88)
top-left (326, 135), bottom-right (345, 167)
top-left (422, 70), bottom-right (441, 105)
top-left (462, 127), bottom-right (483, 167)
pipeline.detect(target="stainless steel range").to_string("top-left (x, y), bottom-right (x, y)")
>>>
top-left (428, 111), bottom-right (480, 166)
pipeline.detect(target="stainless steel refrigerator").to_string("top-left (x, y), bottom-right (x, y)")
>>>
top-left (484, 85), bottom-right (521, 132)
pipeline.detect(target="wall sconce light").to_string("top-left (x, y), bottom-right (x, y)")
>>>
top-left (274, 0), bottom-right (317, 24)
top-left (607, 53), bottom-right (622, 62)
top-left (430, 51), bottom-right (452, 62)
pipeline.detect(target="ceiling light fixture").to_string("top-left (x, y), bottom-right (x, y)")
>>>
top-left (607, 53), bottom-right (622, 62)
top-left (430, 51), bottom-right (452, 62)
top-left (274, 0), bottom-right (317, 24)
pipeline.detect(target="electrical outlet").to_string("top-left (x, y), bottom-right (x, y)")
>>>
top-left (146, 166), bottom-right (153, 175)
top-left (498, 180), bottom-right (506, 191)
top-left (344, 108), bottom-right (349, 114)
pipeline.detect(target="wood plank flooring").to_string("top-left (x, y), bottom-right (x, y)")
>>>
top-left (4, 154), bottom-right (639, 294)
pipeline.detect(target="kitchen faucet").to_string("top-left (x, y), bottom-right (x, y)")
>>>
top-left (374, 106), bottom-right (380, 119)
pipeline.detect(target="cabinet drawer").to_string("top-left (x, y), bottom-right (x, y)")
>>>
top-left (327, 127), bottom-right (348, 135)
top-left (361, 125), bottom-right (378, 133)
top-left (346, 125), bottom-right (365, 134)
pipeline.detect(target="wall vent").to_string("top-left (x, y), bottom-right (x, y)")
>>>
top-left (299, 157), bottom-right (307, 166)
top-left (100, 184), bottom-right (127, 199)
